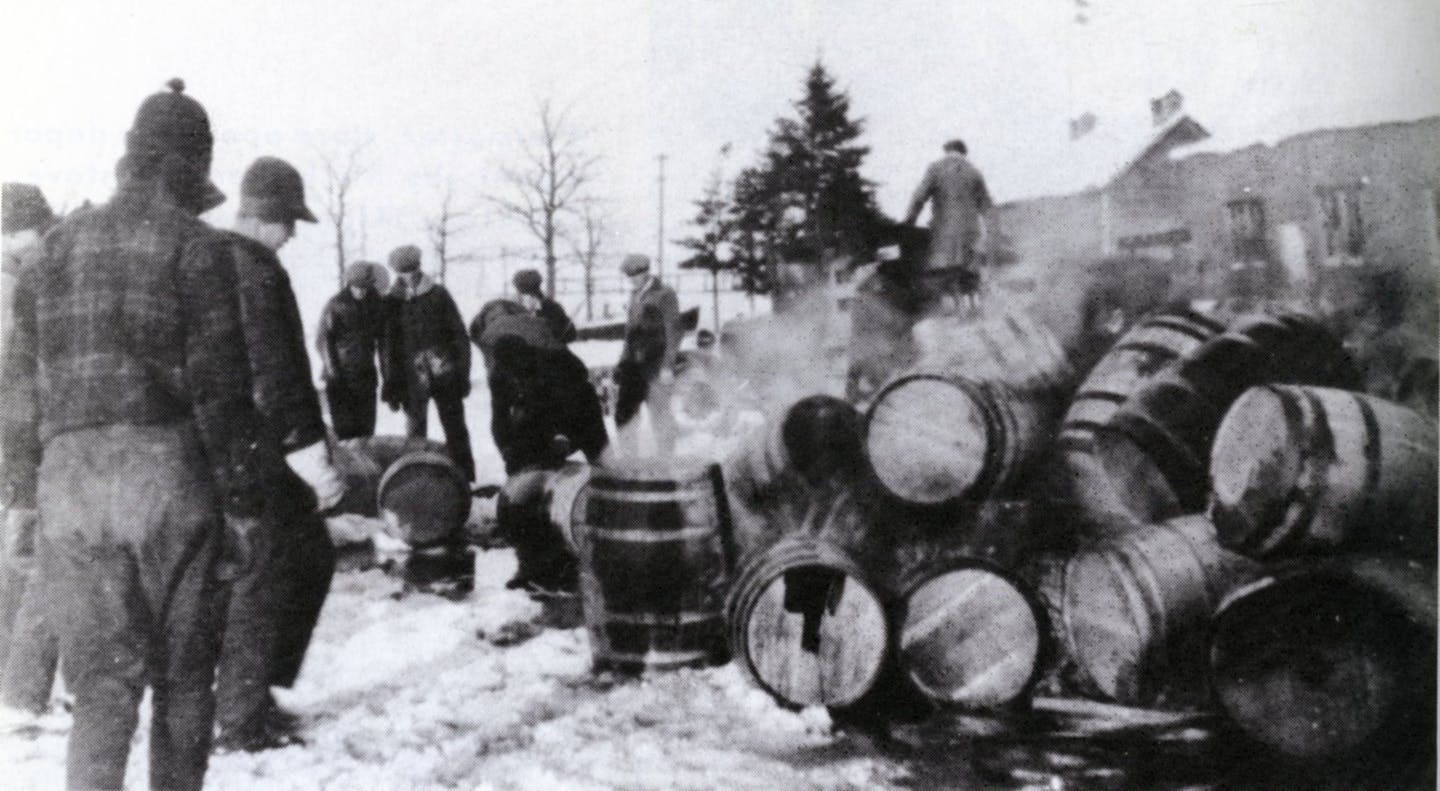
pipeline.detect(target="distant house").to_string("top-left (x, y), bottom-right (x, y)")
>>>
top-left (995, 96), bottom-right (1440, 304)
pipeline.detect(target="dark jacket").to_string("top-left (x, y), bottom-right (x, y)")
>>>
top-left (533, 296), bottom-right (577, 345)
top-left (0, 179), bottom-right (267, 515)
top-left (382, 273), bottom-right (471, 406)
top-left (318, 287), bottom-right (385, 386)
top-left (620, 276), bottom-right (682, 379)
top-left (903, 153), bottom-right (993, 273)
top-left (489, 341), bottom-right (607, 474)
top-left (221, 231), bottom-right (328, 458)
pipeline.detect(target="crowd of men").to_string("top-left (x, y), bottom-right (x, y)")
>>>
top-left (0, 80), bottom-right (686, 790)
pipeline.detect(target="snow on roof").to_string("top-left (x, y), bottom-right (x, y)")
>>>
top-left (1000, 113), bottom-right (1210, 203)
top-left (1169, 113), bottom-right (1440, 161)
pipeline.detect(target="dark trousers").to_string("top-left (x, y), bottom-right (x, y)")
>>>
top-left (614, 364), bottom-right (675, 456)
top-left (214, 471), bottom-right (333, 743)
top-left (498, 468), bottom-right (576, 590)
top-left (404, 387), bottom-right (476, 482)
top-left (0, 528), bottom-right (59, 713)
top-left (326, 378), bottom-right (377, 440)
top-left (40, 423), bottom-right (224, 791)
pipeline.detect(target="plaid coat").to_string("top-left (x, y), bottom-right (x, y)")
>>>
top-left (0, 179), bottom-right (267, 515)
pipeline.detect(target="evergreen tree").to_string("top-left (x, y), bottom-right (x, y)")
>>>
top-left (729, 62), bottom-right (890, 293)
top-left (676, 166), bottom-right (736, 330)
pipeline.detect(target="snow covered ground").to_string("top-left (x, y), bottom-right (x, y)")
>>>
top-left (0, 548), bottom-right (919, 790)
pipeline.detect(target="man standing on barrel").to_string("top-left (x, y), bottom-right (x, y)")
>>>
top-left (0, 79), bottom-right (258, 791)
top-left (614, 253), bottom-right (682, 457)
top-left (213, 156), bottom-right (346, 751)
top-left (903, 138), bottom-right (994, 313)
top-left (318, 261), bottom-right (387, 439)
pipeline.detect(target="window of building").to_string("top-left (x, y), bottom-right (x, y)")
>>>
top-left (1318, 185), bottom-right (1365, 262)
top-left (1227, 198), bottom-right (1267, 261)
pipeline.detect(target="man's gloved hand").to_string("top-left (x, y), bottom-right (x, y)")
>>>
top-left (285, 441), bottom-right (345, 511)
top-left (219, 512), bottom-right (263, 582)
top-left (658, 368), bottom-right (675, 386)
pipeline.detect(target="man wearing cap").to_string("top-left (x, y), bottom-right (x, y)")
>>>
top-left (0, 183), bottom-right (59, 720)
top-left (212, 156), bottom-right (345, 752)
top-left (381, 245), bottom-right (476, 481)
top-left (0, 79), bottom-right (262, 791)
top-left (512, 268), bottom-right (577, 345)
top-left (903, 139), bottom-right (994, 310)
top-left (318, 262), bottom-right (387, 439)
top-left (614, 253), bottom-right (682, 456)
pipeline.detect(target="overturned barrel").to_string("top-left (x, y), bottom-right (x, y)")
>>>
top-left (378, 450), bottom-right (470, 547)
top-left (724, 395), bottom-right (865, 553)
top-left (576, 459), bottom-right (731, 673)
top-left (911, 309), bottom-right (1076, 396)
top-left (1210, 385), bottom-right (1438, 560)
top-left (865, 375), bottom-right (1054, 509)
top-left (1096, 312), bottom-right (1358, 517)
top-left (1054, 308), bottom-right (1226, 532)
top-left (1210, 556), bottom-right (1436, 771)
top-left (727, 537), bottom-right (889, 708)
top-left (1060, 514), bottom-right (1259, 705)
top-left (897, 560), bottom-right (1049, 709)
top-left (331, 434), bottom-right (449, 518)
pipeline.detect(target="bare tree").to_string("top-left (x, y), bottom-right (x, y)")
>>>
top-left (564, 197), bottom-right (610, 321)
top-left (488, 100), bottom-right (598, 299)
top-left (319, 140), bottom-right (370, 288)
top-left (425, 181), bottom-right (478, 286)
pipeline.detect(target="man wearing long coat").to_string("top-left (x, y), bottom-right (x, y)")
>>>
top-left (903, 139), bottom-right (994, 300)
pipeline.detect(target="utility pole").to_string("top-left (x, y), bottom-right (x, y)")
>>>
top-left (657, 153), bottom-right (667, 280)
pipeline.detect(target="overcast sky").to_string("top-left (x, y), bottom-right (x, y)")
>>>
top-left (3, 0), bottom-right (1437, 323)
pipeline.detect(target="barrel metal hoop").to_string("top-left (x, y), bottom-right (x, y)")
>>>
top-left (604, 611), bottom-right (724, 626)
top-left (586, 526), bottom-right (720, 543)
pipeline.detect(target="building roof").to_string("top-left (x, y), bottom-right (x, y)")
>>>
top-left (1000, 113), bottom-right (1210, 203)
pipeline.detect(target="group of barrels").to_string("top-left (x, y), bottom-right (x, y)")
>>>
top-left (723, 305), bottom-right (1437, 780)
top-left (491, 303), bottom-right (1435, 782)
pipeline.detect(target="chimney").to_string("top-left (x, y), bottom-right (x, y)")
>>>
top-left (1151, 89), bottom-right (1184, 126)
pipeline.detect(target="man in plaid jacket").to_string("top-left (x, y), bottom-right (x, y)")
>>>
top-left (0, 79), bottom-right (263, 791)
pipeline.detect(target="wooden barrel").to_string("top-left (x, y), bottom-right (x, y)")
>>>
top-left (378, 451), bottom-right (470, 547)
top-left (575, 459), bottom-right (731, 673)
top-left (545, 461), bottom-right (591, 554)
top-left (726, 536), bottom-right (889, 708)
top-left (724, 395), bottom-right (864, 554)
top-left (1209, 556), bottom-right (1436, 767)
top-left (1095, 312), bottom-right (1358, 517)
top-left (1060, 514), bottom-right (1259, 705)
top-left (911, 309), bottom-right (1076, 396)
top-left (1060, 309), bottom-right (1226, 449)
top-left (865, 375), bottom-right (1053, 509)
top-left (331, 434), bottom-right (449, 518)
top-left (1210, 385), bottom-right (1438, 560)
top-left (897, 560), bottom-right (1049, 709)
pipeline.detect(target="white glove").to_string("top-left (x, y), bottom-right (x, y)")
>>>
top-left (286, 441), bottom-right (345, 511)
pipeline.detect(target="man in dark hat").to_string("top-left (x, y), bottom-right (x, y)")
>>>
top-left (0, 183), bottom-right (59, 720)
top-left (512, 268), bottom-right (576, 344)
top-left (381, 245), bottom-right (476, 481)
top-left (614, 253), bottom-right (682, 456)
top-left (213, 156), bottom-right (345, 752)
top-left (319, 262), bottom-right (387, 439)
top-left (0, 79), bottom-right (261, 791)
top-left (903, 138), bottom-right (994, 311)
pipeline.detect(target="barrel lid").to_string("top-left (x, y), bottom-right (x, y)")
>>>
top-left (866, 374), bottom-right (988, 506)
top-left (898, 561), bottom-right (1046, 707)
top-left (1210, 386), bottom-right (1302, 552)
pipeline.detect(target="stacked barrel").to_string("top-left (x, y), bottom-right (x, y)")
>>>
top-left (713, 303), bottom-right (1435, 785)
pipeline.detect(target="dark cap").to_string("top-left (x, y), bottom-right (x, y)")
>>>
top-left (620, 253), bottom-right (651, 275)
top-left (512, 268), bottom-right (543, 294)
top-left (344, 261), bottom-right (378, 288)
top-left (388, 245), bottom-right (422, 273)
top-left (238, 156), bottom-right (317, 223)
top-left (2, 183), bottom-right (55, 235)
top-left (126, 78), bottom-right (224, 208)
top-left (943, 139), bottom-right (968, 154)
